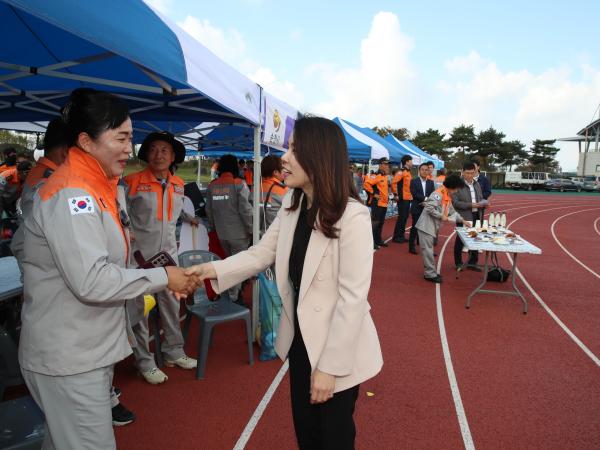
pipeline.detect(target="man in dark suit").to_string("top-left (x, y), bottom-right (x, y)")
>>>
top-left (408, 163), bottom-right (435, 254)
top-left (451, 162), bottom-right (484, 270)
top-left (471, 158), bottom-right (492, 218)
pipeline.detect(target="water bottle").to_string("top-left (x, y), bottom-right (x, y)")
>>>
top-left (489, 212), bottom-right (496, 227)
top-left (500, 211), bottom-right (507, 228)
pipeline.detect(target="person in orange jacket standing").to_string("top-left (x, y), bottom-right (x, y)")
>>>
top-left (391, 155), bottom-right (413, 243)
top-left (363, 157), bottom-right (390, 250)
top-left (123, 132), bottom-right (200, 385)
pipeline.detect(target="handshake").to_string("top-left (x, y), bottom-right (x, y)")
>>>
top-left (164, 264), bottom-right (217, 299)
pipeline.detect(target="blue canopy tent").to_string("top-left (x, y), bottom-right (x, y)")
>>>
top-left (0, 0), bottom-right (291, 337)
top-left (0, 0), bottom-right (261, 124)
top-left (331, 118), bottom-right (372, 162)
top-left (354, 126), bottom-right (411, 163)
top-left (384, 135), bottom-right (444, 168)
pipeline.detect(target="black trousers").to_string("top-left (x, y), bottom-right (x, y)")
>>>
top-left (289, 330), bottom-right (359, 450)
top-left (370, 204), bottom-right (387, 245)
top-left (393, 199), bottom-right (411, 240)
top-left (408, 211), bottom-right (422, 248)
top-left (454, 211), bottom-right (480, 266)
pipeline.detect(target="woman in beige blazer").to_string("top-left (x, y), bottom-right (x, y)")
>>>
top-left (186, 117), bottom-right (383, 449)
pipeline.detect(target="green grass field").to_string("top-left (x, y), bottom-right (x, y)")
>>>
top-left (123, 162), bottom-right (211, 184)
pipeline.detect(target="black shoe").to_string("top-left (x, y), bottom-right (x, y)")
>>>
top-left (466, 264), bottom-right (482, 272)
top-left (374, 244), bottom-right (380, 250)
top-left (113, 387), bottom-right (121, 398)
top-left (376, 242), bottom-right (388, 247)
top-left (455, 263), bottom-right (464, 271)
top-left (409, 247), bottom-right (418, 255)
top-left (392, 238), bottom-right (407, 243)
top-left (112, 403), bottom-right (135, 427)
top-left (424, 275), bottom-right (443, 283)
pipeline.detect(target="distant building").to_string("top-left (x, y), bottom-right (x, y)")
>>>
top-left (558, 109), bottom-right (600, 176)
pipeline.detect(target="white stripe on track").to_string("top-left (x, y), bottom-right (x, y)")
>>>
top-left (550, 208), bottom-right (600, 281)
top-left (593, 217), bottom-right (600, 237)
top-left (435, 233), bottom-right (475, 450)
top-left (431, 201), bottom-right (599, 449)
top-left (233, 360), bottom-right (289, 449)
top-left (504, 206), bottom-right (600, 367)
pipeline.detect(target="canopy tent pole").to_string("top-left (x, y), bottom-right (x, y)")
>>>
top-left (196, 143), bottom-right (202, 187)
top-left (251, 123), bottom-right (261, 341)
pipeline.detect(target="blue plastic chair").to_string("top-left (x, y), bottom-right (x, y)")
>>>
top-left (178, 250), bottom-right (253, 379)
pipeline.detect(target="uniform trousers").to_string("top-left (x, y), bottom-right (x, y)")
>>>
top-left (288, 328), bottom-right (359, 450)
top-left (393, 199), bottom-right (411, 240)
top-left (418, 230), bottom-right (437, 278)
top-left (133, 289), bottom-right (185, 372)
top-left (370, 204), bottom-right (387, 245)
top-left (220, 238), bottom-right (250, 299)
top-left (454, 212), bottom-right (479, 266)
top-left (22, 365), bottom-right (116, 450)
top-left (408, 211), bottom-right (422, 248)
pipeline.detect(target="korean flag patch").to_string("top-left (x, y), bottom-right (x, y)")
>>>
top-left (68, 196), bottom-right (95, 215)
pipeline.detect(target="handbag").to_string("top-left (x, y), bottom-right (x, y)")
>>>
top-left (486, 253), bottom-right (511, 282)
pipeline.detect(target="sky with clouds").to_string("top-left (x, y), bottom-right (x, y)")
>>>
top-left (147, 0), bottom-right (600, 171)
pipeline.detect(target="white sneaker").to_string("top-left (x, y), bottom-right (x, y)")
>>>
top-left (462, 248), bottom-right (469, 253)
top-left (165, 355), bottom-right (197, 370)
top-left (140, 367), bottom-right (168, 385)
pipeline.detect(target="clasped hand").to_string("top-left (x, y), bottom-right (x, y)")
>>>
top-left (183, 262), bottom-right (217, 281)
top-left (310, 369), bottom-right (336, 404)
top-left (165, 266), bottom-right (202, 299)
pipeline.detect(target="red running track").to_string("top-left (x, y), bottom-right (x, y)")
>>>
top-left (107, 192), bottom-right (600, 449)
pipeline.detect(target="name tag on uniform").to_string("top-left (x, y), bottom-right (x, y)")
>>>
top-left (212, 195), bottom-right (230, 201)
top-left (68, 196), bottom-right (95, 215)
top-left (137, 184), bottom-right (152, 192)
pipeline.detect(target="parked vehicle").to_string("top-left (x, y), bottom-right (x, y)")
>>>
top-left (505, 172), bottom-right (551, 190)
top-left (582, 181), bottom-right (600, 192)
top-left (544, 179), bottom-right (581, 192)
top-left (571, 177), bottom-right (585, 187)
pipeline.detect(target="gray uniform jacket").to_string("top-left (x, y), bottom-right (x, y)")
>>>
top-left (416, 190), bottom-right (464, 237)
top-left (11, 158), bottom-right (58, 269)
top-left (122, 168), bottom-right (193, 262)
top-left (451, 181), bottom-right (483, 221)
top-left (206, 172), bottom-right (253, 241)
top-left (18, 148), bottom-right (168, 376)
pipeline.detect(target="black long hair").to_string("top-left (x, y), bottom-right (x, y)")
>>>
top-left (61, 88), bottom-right (130, 147)
top-left (287, 116), bottom-right (360, 239)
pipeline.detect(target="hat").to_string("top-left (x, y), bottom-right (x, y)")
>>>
top-left (377, 157), bottom-right (390, 165)
top-left (138, 132), bottom-right (186, 164)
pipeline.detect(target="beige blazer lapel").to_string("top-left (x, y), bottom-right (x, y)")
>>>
top-left (298, 227), bottom-right (330, 305)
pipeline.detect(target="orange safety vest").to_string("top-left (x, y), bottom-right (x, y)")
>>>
top-left (392, 169), bottom-right (412, 200)
top-left (24, 157), bottom-right (59, 188)
top-left (363, 174), bottom-right (389, 207)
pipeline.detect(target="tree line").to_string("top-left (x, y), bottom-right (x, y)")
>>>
top-left (373, 124), bottom-right (560, 173)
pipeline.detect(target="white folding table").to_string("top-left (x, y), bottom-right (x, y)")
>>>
top-left (455, 229), bottom-right (542, 314)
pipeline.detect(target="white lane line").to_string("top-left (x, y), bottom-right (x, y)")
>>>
top-left (593, 217), bottom-right (600, 238)
top-left (435, 231), bottom-right (475, 450)
top-left (233, 360), bottom-right (289, 450)
top-left (430, 202), bottom-right (599, 449)
top-left (550, 209), bottom-right (600, 281)
top-left (505, 206), bottom-right (600, 367)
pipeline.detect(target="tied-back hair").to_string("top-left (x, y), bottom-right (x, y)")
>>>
top-left (61, 88), bottom-right (130, 147)
top-left (287, 116), bottom-right (360, 239)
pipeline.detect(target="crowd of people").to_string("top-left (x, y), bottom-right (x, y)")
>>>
top-left (357, 156), bottom-right (492, 283)
top-left (0, 80), bottom-right (496, 449)
top-left (1, 88), bottom-right (387, 449)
